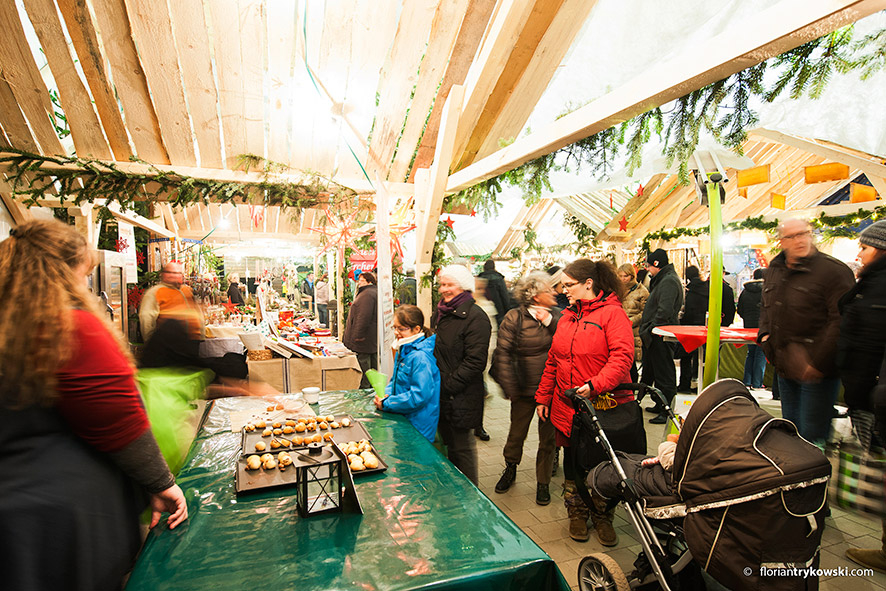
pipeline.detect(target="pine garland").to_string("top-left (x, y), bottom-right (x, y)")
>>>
top-left (0, 149), bottom-right (358, 214)
top-left (450, 24), bottom-right (882, 230)
top-left (639, 206), bottom-right (886, 253)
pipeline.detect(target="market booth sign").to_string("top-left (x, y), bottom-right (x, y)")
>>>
top-left (349, 249), bottom-right (377, 272)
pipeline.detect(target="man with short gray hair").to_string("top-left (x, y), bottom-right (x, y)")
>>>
top-left (758, 219), bottom-right (855, 447)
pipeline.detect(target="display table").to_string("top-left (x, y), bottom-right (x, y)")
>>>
top-left (653, 325), bottom-right (758, 386)
top-left (126, 390), bottom-right (569, 591)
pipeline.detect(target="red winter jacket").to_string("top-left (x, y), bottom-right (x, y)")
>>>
top-left (535, 291), bottom-right (635, 438)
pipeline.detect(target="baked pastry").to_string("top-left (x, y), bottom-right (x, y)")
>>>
top-left (282, 426), bottom-right (294, 434)
top-left (270, 439), bottom-right (281, 449)
top-left (311, 434), bottom-right (322, 443)
top-left (246, 455), bottom-right (261, 470)
top-left (260, 453), bottom-right (273, 463)
top-left (330, 421), bottom-right (340, 429)
top-left (292, 436), bottom-right (304, 446)
top-left (278, 438), bottom-right (291, 448)
top-left (350, 457), bottom-right (365, 471)
top-left (341, 418), bottom-right (352, 427)
top-left (262, 428), bottom-right (272, 437)
top-left (262, 458), bottom-right (277, 470)
top-left (272, 422), bottom-right (282, 429)
top-left (254, 441), bottom-right (267, 451)
top-left (273, 428), bottom-right (283, 436)
top-left (255, 421), bottom-right (267, 429)
top-left (325, 415), bottom-right (335, 422)
top-left (284, 419), bottom-right (296, 427)
top-left (318, 421), bottom-right (328, 430)
top-left (323, 433), bottom-right (334, 441)
top-left (244, 423), bottom-right (255, 432)
top-left (361, 453), bottom-right (379, 469)
top-left (305, 423), bottom-right (316, 432)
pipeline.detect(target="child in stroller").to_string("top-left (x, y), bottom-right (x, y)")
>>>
top-left (573, 379), bottom-right (830, 591)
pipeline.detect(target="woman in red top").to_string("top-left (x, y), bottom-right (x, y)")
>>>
top-left (535, 258), bottom-right (640, 545)
top-left (0, 220), bottom-right (187, 591)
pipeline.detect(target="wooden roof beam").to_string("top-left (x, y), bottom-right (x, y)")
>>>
top-left (749, 128), bottom-right (886, 196)
top-left (386, 0), bottom-right (470, 181)
top-left (406, 0), bottom-right (497, 182)
top-left (469, 0), bottom-right (598, 166)
top-left (446, 0), bottom-right (886, 195)
top-left (451, 0), bottom-right (564, 171)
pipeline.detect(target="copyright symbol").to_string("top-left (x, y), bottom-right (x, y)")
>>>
top-left (743, 567), bottom-right (752, 576)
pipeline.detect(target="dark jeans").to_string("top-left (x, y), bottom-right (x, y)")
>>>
top-left (356, 352), bottom-right (378, 389)
top-left (316, 303), bottom-right (328, 326)
top-left (777, 374), bottom-right (840, 447)
top-left (503, 395), bottom-right (556, 484)
top-left (743, 345), bottom-right (766, 388)
top-left (438, 413), bottom-right (478, 485)
top-left (677, 344), bottom-right (699, 390)
top-left (641, 336), bottom-right (677, 405)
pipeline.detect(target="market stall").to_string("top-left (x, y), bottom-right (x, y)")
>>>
top-left (126, 390), bottom-right (569, 591)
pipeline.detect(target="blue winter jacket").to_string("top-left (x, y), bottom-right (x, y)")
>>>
top-left (382, 335), bottom-right (440, 442)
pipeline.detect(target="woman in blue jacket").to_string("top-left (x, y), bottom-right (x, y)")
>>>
top-left (374, 305), bottom-right (440, 442)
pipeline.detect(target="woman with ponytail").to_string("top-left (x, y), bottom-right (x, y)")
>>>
top-left (374, 305), bottom-right (440, 443)
top-left (0, 220), bottom-right (187, 591)
top-left (535, 258), bottom-right (641, 546)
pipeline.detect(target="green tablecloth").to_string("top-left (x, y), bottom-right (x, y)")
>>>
top-left (126, 390), bottom-right (569, 591)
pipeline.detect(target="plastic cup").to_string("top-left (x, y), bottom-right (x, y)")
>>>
top-left (302, 387), bottom-right (320, 404)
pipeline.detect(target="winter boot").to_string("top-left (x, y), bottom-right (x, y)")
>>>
top-left (591, 490), bottom-right (618, 547)
top-left (846, 523), bottom-right (886, 574)
top-left (495, 463), bottom-right (517, 493)
top-left (536, 482), bottom-right (551, 506)
top-left (563, 480), bottom-right (590, 542)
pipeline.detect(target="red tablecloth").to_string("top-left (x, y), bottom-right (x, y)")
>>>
top-left (654, 325), bottom-right (758, 353)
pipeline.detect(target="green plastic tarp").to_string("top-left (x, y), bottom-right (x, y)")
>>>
top-left (126, 390), bottom-right (569, 591)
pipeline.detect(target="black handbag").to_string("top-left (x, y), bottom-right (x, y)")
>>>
top-left (571, 397), bottom-right (647, 474)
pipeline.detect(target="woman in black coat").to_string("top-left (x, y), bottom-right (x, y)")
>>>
top-left (343, 272), bottom-right (379, 388)
top-left (838, 221), bottom-right (886, 450)
top-left (432, 264), bottom-right (491, 485)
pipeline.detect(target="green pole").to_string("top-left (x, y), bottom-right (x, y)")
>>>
top-left (703, 176), bottom-right (724, 388)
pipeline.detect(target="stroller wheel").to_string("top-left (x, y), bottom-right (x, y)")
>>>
top-left (578, 553), bottom-right (630, 591)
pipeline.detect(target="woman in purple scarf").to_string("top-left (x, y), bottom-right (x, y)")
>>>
top-left (431, 265), bottom-right (491, 485)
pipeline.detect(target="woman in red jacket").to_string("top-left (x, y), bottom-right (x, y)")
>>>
top-left (535, 258), bottom-right (640, 545)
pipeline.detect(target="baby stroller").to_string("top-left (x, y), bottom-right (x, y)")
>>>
top-left (572, 379), bottom-right (831, 591)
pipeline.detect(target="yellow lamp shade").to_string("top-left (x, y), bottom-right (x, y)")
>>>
top-left (770, 193), bottom-right (786, 210)
top-left (850, 183), bottom-right (878, 203)
top-left (804, 163), bottom-right (849, 184)
top-left (737, 164), bottom-right (770, 187)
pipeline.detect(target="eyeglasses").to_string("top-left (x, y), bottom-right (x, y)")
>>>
top-left (780, 230), bottom-right (813, 241)
top-left (392, 324), bottom-right (410, 333)
top-left (561, 281), bottom-right (580, 289)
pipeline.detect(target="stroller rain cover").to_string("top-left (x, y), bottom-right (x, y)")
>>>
top-left (672, 379), bottom-right (830, 591)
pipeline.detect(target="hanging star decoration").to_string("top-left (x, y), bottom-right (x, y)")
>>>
top-left (636, 183), bottom-right (644, 197)
top-left (618, 216), bottom-right (629, 232)
top-left (444, 216), bottom-right (455, 229)
top-left (114, 237), bottom-right (129, 253)
top-left (386, 199), bottom-right (417, 261)
top-left (309, 208), bottom-right (370, 257)
top-left (470, 209), bottom-right (477, 217)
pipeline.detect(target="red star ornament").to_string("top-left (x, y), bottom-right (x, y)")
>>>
top-left (470, 209), bottom-right (477, 217)
top-left (444, 216), bottom-right (455, 229)
top-left (618, 216), bottom-right (629, 232)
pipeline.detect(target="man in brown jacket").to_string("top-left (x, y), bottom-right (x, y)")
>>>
top-left (758, 219), bottom-right (855, 447)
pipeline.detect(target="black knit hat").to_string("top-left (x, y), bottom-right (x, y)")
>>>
top-left (860, 220), bottom-right (886, 251)
top-left (646, 248), bottom-right (669, 268)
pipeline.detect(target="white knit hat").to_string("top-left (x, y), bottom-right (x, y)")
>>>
top-left (439, 264), bottom-right (474, 291)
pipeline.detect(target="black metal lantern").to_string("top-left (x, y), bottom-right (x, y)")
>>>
top-left (295, 443), bottom-right (344, 516)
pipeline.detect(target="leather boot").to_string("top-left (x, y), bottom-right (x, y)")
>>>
top-left (495, 463), bottom-right (517, 493)
top-left (536, 482), bottom-right (551, 506)
top-left (563, 480), bottom-right (590, 542)
top-left (846, 548), bottom-right (886, 574)
top-left (591, 490), bottom-right (618, 547)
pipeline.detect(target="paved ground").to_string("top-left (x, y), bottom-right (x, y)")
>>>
top-left (474, 387), bottom-right (886, 591)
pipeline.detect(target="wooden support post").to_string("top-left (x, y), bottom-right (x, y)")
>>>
top-left (414, 168), bottom-right (432, 318)
top-left (415, 85), bottom-right (465, 320)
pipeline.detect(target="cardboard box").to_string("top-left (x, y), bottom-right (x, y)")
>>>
top-left (248, 355), bottom-right (362, 392)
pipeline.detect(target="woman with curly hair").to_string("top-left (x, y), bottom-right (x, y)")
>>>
top-left (0, 220), bottom-right (187, 591)
top-left (490, 270), bottom-right (561, 505)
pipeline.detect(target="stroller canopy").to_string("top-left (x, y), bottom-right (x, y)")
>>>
top-left (673, 379), bottom-right (830, 509)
